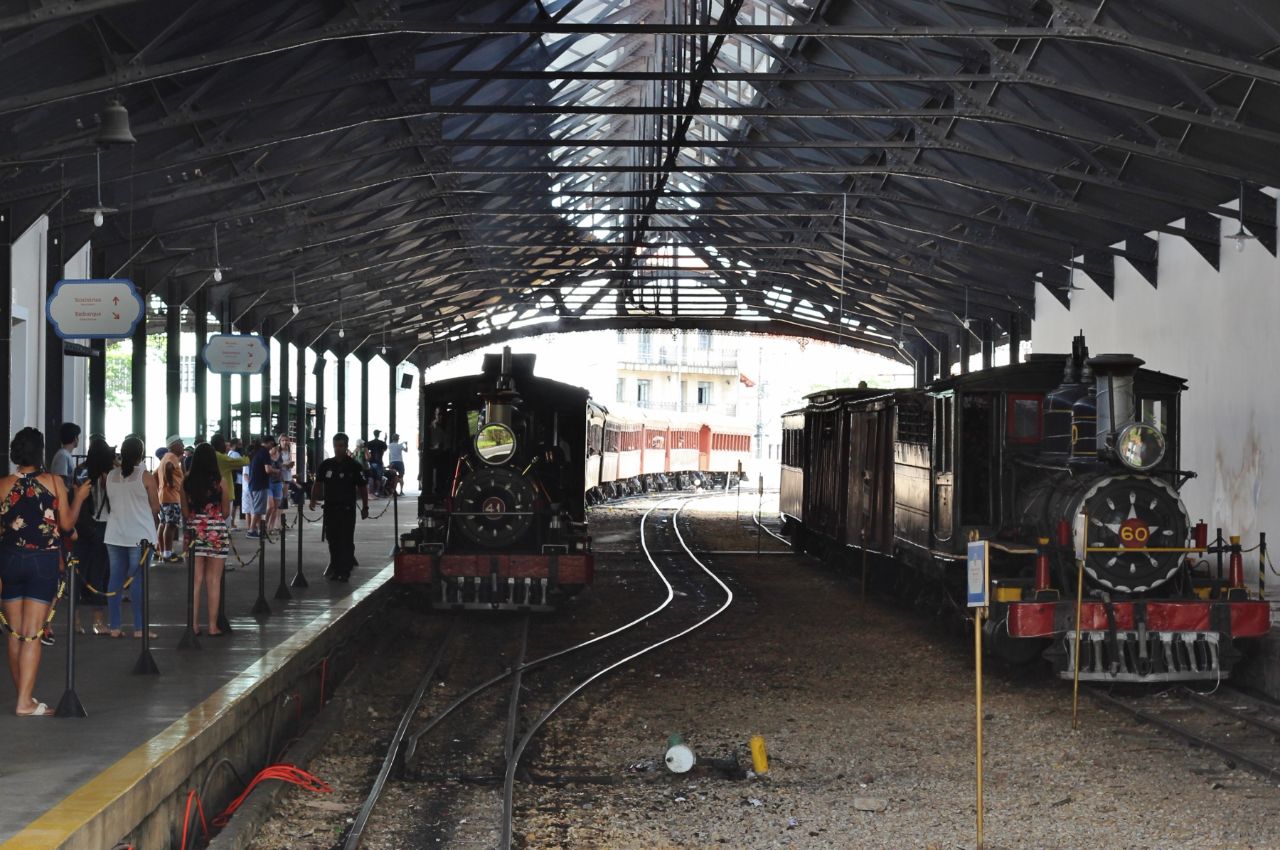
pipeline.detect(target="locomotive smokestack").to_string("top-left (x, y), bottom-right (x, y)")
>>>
top-left (1088, 353), bottom-right (1145, 458)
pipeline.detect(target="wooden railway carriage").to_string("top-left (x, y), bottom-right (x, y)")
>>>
top-left (783, 339), bottom-right (1270, 683)
top-left (395, 348), bottom-right (593, 609)
top-left (779, 409), bottom-right (805, 534)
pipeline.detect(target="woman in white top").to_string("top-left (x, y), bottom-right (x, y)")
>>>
top-left (103, 435), bottom-right (160, 638)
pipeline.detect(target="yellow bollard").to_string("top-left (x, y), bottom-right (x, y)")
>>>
top-left (749, 735), bottom-right (769, 774)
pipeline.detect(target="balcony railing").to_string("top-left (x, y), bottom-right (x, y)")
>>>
top-left (633, 399), bottom-right (737, 417)
top-left (624, 349), bottom-right (739, 371)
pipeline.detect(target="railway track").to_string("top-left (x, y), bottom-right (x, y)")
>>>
top-left (339, 492), bottom-right (734, 850)
top-left (1091, 685), bottom-right (1280, 782)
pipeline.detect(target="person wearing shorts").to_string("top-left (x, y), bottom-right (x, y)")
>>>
top-left (157, 435), bottom-right (185, 562)
top-left (245, 435), bottom-right (274, 539)
top-left (387, 433), bottom-right (406, 495)
top-left (0, 427), bottom-right (90, 716)
top-left (184, 443), bottom-right (230, 636)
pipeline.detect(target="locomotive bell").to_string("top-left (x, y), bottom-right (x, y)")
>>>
top-left (96, 96), bottom-right (137, 146)
top-left (1087, 354), bottom-right (1144, 458)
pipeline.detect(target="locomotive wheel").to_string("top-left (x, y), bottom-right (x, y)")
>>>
top-left (454, 466), bottom-right (537, 547)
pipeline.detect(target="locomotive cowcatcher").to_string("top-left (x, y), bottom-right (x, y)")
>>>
top-left (394, 347), bottom-right (593, 610)
top-left (780, 336), bottom-right (1270, 683)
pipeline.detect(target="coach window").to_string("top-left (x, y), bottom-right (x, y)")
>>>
top-left (933, 395), bottom-right (953, 473)
top-left (960, 394), bottom-right (995, 524)
top-left (1141, 398), bottom-right (1167, 434)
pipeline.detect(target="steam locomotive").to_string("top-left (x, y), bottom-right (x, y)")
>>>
top-left (393, 347), bottom-right (753, 610)
top-left (780, 337), bottom-right (1270, 683)
top-left (394, 349), bottom-right (595, 610)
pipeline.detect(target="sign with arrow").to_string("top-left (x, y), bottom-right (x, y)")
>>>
top-left (46, 279), bottom-right (144, 339)
top-left (203, 334), bottom-right (269, 375)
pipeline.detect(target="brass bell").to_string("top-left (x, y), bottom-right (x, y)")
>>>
top-left (95, 96), bottom-right (136, 146)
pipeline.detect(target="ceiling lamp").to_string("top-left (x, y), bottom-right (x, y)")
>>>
top-left (95, 95), bottom-right (137, 146)
top-left (78, 149), bottom-right (116, 227)
top-left (1226, 181), bottom-right (1255, 253)
top-left (291, 271), bottom-right (300, 315)
top-left (211, 224), bottom-right (228, 282)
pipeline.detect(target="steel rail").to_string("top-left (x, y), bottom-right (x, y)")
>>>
top-left (341, 617), bottom-right (458, 850)
top-left (1090, 689), bottom-right (1280, 782)
top-left (498, 495), bottom-right (736, 849)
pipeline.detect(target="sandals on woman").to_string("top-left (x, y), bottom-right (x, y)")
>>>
top-left (16, 701), bottom-right (54, 716)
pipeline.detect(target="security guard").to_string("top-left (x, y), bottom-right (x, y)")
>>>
top-left (309, 432), bottom-right (369, 582)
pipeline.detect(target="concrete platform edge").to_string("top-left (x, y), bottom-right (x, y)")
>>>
top-left (0, 565), bottom-right (394, 850)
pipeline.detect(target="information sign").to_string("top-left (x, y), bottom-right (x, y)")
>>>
top-left (202, 334), bottom-right (269, 375)
top-left (46, 279), bottom-right (143, 339)
top-left (966, 539), bottom-right (990, 607)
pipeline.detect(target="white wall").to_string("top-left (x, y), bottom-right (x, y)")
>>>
top-left (11, 216), bottom-right (47, 434)
top-left (1033, 208), bottom-right (1280, 579)
top-left (61, 241), bottom-right (91, 435)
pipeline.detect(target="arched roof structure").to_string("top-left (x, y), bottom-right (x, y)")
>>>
top-left (3, 0), bottom-right (1278, 364)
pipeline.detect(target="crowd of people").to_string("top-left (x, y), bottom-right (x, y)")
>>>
top-left (0, 422), bottom-right (404, 717)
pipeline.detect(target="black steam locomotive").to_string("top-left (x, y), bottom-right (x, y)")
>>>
top-left (394, 348), bottom-right (593, 609)
top-left (780, 337), bottom-right (1269, 683)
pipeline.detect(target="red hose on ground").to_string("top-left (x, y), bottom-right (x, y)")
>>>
top-left (213, 764), bottom-right (333, 828)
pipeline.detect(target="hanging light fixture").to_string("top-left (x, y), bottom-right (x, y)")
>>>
top-left (211, 224), bottom-right (228, 282)
top-left (1226, 181), bottom-right (1255, 253)
top-left (380, 329), bottom-right (387, 356)
top-left (338, 298), bottom-right (345, 338)
top-left (95, 95), bottom-right (137, 146)
top-left (79, 149), bottom-right (117, 227)
top-left (291, 271), bottom-right (300, 315)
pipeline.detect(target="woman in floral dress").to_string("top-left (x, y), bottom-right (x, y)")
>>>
top-left (183, 443), bottom-right (230, 636)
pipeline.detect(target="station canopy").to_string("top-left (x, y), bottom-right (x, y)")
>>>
top-left (3, 0), bottom-right (1279, 364)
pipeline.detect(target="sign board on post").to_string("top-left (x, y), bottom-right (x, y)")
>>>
top-left (966, 539), bottom-right (990, 607)
top-left (202, 334), bottom-right (270, 375)
top-left (46, 279), bottom-right (144, 339)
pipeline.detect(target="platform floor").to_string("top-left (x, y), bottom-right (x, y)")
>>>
top-left (0, 495), bottom-right (411, 847)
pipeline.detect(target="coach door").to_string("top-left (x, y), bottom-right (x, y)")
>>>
top-left (931, 393), bottom-right (955, 546)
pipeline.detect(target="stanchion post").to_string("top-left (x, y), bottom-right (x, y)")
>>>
top-left (974, 605), bottom-right (985, 850)
top-left (860, 530), bottom-right (869, 600)
top-left (1259, 532), bottom-right (1267, 600)
top-left (177, 541), bottom-right (201, 650)
top-left (275, 511), bottom-right (292, 601)
top-left (216, 569), bottom-right (232, 634)
top-left (292, 500), bottom-right (308, 587)
top-left (55, 549), bottom-right (87, 717)
top-left (755, 474), bottom-right (763, 559)
top-left (251, 529), bottom-right (271, 616)
top-left (965, 535), bottom-right (989, 850)
top-left (389, 490), bottom-right (400, 557)
top-left (132, 542), bottom-right (160, 675)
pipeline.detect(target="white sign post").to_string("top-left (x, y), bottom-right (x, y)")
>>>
top-left (967, 538), bottom-right (990, 850)
top-left (46, 279), bottom-right (144, 339)
top-left (202, 334), bottom-right (269, 375)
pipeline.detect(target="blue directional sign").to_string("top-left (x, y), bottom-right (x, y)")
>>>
top-left (966, 540), bottom-right (990, 608)
top-left (46, 279), bottom-right (144, 339)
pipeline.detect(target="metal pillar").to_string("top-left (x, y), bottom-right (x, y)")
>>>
top-left (44, 229), bottom-right (64, 461)
top-left (336, 353), bottom-right (346, 433)
top-left (388, 359), bottom-right (397, 442)
top-left (239, 373), bottom-right (250, 443)
top-left (296, 344), bottom-right (306, 478)
top-left (278, 340), bottom-right (290, 441)
top-left (0, 209), bottom-right (10, 471)
top-left (359, 355), bottom-right (369, 440)
top-left (220, 302), bottom-right (232, 439)
top-left (960, 325), bottom-right (972, 375)
top-left (980, 319), bottom-right (994, 371)
top-left (165, 280), bottom-right (181, 440)
top-left (937, 333), bottom-right (952, 380)
top-left (1008, 311), bottom-right (1023, 364)
top-left (194, 290), bottom-right (208, 441)
top-left (913, 343), bottom-right (928, 388)
top-left (313, 354), bottom-right (326, 469)
top-left (88, 248), bottom-right (107, 438)
top-left (260, 325), bottom-right (272, 438)
top-left (131, 282), bottom-right (147, 437)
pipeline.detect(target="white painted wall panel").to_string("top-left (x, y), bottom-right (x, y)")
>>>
top-left (1033, 213), bottom-right (1280, 584)
top-left (11, 216), bottom-right (47, 434)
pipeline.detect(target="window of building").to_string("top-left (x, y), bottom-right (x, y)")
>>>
top-left (638, 329), bottom-right (652, 357)
top-left (637, 379), bottom-right (651, 405)
top-left (180, 355), bottom-right (197, 394)
top-left (697, 330), bottom-right (712, 350)
top-left (616, 377), bottom-right (625, 402)
top-left (696, 381), bottom-right (712, 405)
top-left (617, 330), bottom-right (626, 345)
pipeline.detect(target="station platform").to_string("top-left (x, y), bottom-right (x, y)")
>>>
top-left (0, 496), bottom-right (411, 850)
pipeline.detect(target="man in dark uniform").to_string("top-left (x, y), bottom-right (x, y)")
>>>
top-left (309, 433), bottom-right (369, 582)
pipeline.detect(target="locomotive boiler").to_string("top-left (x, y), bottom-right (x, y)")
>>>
top-left (780, 336), bottom-right (1270, 683)
top-left (394, 348), bottom-right (594, 609)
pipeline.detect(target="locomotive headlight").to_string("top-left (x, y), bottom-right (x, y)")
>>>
top-left (1115, 422), bottom-right (1166, 471)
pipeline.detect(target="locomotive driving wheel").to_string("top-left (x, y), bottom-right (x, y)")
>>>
top-left (1079, 475), bottom-right (1189, 593)
top-left (454, 467), bottom-right (537, 547)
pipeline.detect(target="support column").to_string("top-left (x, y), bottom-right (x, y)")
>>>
top-left (44, 229), bottom-right (65, 461)
top-left (960, 325), bottom-right (972, 375)
top-left (913, 343), bottom-right (928, 388)
top-left (165, 280), bottom-right (181, 440)
top-left (359, 355), bottom-right (369, 441)
top-left (936, 332), bottom-right (952, 380)
top-left (980, 320), bottom-right (994, 371)
top-left (388, 359), bottom-right (397, 442)
top-left (131, 293), bottom-right (146, 437)
top-left (0, 209), bottom-right (10, 471)
top-left (1008, 311), bottom-right (1023, 364)
top-left (260, 325), bottom-right (273, 438)
top-left (88, 248), bottom-right (107, 438)
top-left (278, 340), bottom-right (290, 440)
top-left (295, 343), bottom-right (305, 480)
top-left (220, 302), bottom-right (232, 439)
top-left (336, 354), bottom-right (347, 433)
top-left (194, 290), bottom-right (208, 441)
top-left (314, 354), bottom-right (326, 469)
top-left (239, 373), bottom-right (250, 442)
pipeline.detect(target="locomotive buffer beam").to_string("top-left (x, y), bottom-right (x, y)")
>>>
top-left (1057, 630), bottom-right (1222, 683)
